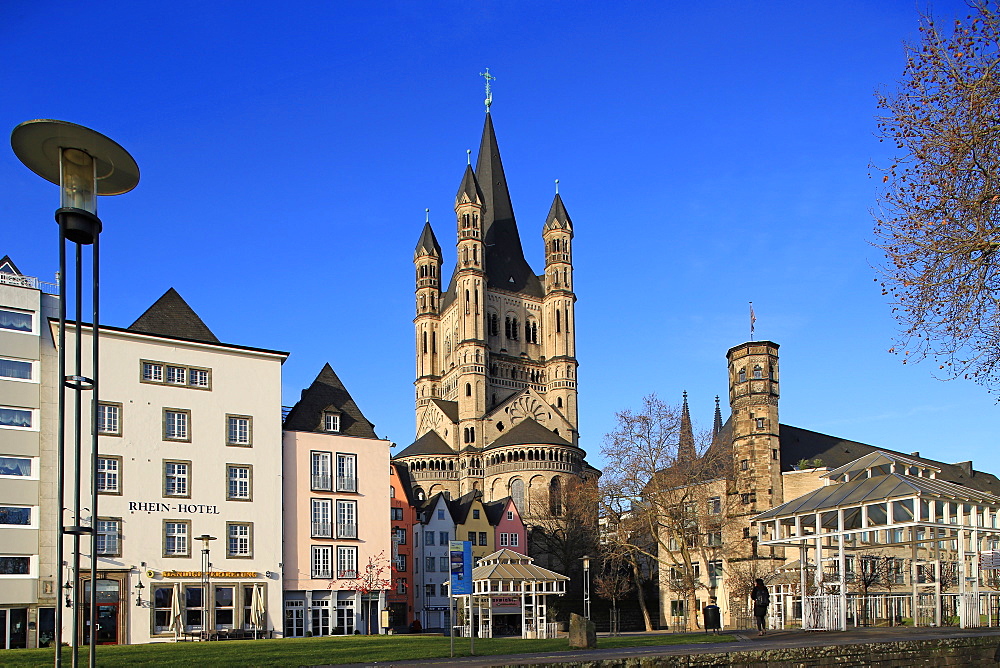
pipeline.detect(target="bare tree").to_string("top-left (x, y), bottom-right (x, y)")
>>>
top-left (340, 551), bottom-right (392, 634)
top-left (601, 394), bottom-right (735, 631)
top-left (525, 475), bottom-right (600, 595)
top-left (593, 553), bottom-right (634, 636)
top-left (873, 1), bottom-right (1000, 391)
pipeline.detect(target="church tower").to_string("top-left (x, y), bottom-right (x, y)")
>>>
top-left (394, 99), bottom-right (595, 516)
top-left (726, 341), bottom-right (782, 518)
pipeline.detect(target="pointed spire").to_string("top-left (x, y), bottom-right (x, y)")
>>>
top-left (475, 114), bottom-right (540, 295)
top-left (456, 164), bottom-right (483, 205)
top-left (414, 220), bottom-right (442, 259)
top-left (543, 192), bottom-right (573, 233)
top-left (678, 391), bottom-right (696, 462)
top-left (713, 395), bottom-right (723, 439)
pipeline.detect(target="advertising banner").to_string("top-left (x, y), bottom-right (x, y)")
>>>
top-left (449, 540), bottom-right (473, 596)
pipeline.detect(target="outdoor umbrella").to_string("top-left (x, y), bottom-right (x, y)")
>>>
top-left (169, 583), bottom-right (182, 639)
top-left (252, 585), bottom-right (265, 637)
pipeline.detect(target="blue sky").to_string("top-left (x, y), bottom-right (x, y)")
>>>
top-left (2, 1), bottom-right (995, 475)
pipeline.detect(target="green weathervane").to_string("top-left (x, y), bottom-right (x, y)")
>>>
top-left (480, 68), bottom-right (496, 112)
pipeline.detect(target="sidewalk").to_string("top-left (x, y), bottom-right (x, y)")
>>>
top-left (329, 626), bottom-right (1000, 668)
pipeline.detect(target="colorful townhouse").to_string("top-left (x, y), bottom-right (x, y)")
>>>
top-left (413, 494), bottom-right (453, 630)
top-left (282, 364), bottom-right (391, 636)
top-left (388, 463), bottom-right (416, 631)
top-left (449, 492), bottom-right (494, 563)
top-left (486, 497), bottom-right (526, 556)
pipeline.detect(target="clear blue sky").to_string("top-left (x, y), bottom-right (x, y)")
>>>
top-left (3, 1), bottom-right (995, 475)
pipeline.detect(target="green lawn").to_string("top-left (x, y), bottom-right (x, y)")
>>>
top-left (0, 633), bottom-right (735, 667)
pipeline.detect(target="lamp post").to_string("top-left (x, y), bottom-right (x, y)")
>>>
top-left (581, 555), bottom-right (591, 620)
top-left (197, 535), bottom-right (217, 636)
top-left (11, 120), bottom-right (138, 668)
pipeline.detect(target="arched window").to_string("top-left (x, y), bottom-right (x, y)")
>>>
top-left (504, 317), bottom-right (512, 339)
top-left (511, 318), bottom-right (519, 340)
top-left (466, 383), bottom-right (472, 397)
top-left (556, 310), bottom-right (561, 333)
top-left (738, 368), bottom-right (746, 383)
top-left (550, 477), bottom-right (563, 516)
top-left (510, 479), bottom-right (525, 513)
top-left (557, 397), bottom-right (563, 408)
top-left (432, 332), bottom-right (437, 354)
top-left (422, 331), bottom-right (427, 354)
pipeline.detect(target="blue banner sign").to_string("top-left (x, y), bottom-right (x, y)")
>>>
top-left (449, 540), bottom-right (473, 596)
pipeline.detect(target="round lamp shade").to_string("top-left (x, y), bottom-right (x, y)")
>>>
top-left (11, 119), bottom-right (139, 195)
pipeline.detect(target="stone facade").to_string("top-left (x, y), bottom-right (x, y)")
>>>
top-left (394, 113), bottom-right (597, 522)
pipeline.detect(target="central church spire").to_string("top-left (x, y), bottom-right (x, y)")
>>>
top-left (474, 115), bottom-right (542, 296)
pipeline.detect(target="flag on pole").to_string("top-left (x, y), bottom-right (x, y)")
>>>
top-left (749, 302), bottom-right (756, 340)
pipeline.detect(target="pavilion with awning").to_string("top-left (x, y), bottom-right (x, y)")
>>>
top-left (753, 451), bottom-right (1000, 630)
top-left (461, 549), bottom-right (569, 638)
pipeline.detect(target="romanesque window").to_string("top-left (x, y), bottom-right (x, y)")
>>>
top-left (510, 479), bottom-right (525, 513)
top-left (466, 383), bottom-right (472, 396)
top-left (549, 477), bottom-right (563, 516)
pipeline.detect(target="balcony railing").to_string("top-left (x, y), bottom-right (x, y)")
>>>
top-left (337, 569), bottom-right (357, 579)
top-left (312, 569), bottom-right (331, 579)
top-left (336, 476), bottom-right (357, 493)
top-left (337, 523), bottom-right (358, 539)
top-left (311, 474), bottom-right (332, 491)
top-left (311, 522), bottom-right (332, 538)
top-left (0, 272), bottom-right (58, 294)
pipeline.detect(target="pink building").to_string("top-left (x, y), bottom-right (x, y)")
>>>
top-left (282, 364), bottom-right (390, 636)
top-left (488, 497), bottom-right (526, 556)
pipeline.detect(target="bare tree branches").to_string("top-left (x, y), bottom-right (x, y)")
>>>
top-left (874, 1), bottom-right (1000, 390)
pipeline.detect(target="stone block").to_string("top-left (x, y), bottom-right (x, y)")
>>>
top-left (568, 613), bottom-right (596, 649)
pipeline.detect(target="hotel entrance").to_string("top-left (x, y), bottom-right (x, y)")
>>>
top-left (80, 576), bottom-right (127, 645)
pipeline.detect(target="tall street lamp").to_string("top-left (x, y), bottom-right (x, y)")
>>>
top-left (197, 535), bottom-right (217, 638)
top-left (581, 555), bottom-right (591, 620)
top-left (11, 120), bottom-right (138, 668)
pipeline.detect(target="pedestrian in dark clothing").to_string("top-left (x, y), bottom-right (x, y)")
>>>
top-left (751, 578), bottom-right (770, 636)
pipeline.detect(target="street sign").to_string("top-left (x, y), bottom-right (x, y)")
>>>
top-left (450, 540), bottom-right (473, 596)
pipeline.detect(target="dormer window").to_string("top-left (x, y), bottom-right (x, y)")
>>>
top-left (324, 412), bottom-right (340, 433)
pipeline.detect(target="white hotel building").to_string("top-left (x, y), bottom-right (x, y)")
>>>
top-left (60, 288), bottom-right (287, 644)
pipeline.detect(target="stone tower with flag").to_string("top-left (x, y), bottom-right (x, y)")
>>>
top-left (394, 106), bottom-right (598, 523)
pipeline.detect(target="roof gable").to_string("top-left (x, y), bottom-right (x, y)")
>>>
top-left (282, 363), bottom-right (378, 438)
top-left (127, 288), bottom-right (220, 343)
top-left (0, 255), bottom-right (22, 275)
top-left (393, 429), bottom-right (453, 459)
top-left (487, 417), bottom-right (572, 450)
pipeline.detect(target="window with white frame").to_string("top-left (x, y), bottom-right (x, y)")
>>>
top-left (337, 500), bottom-right (357, 539)
top-left (0, 456), bottom-right (32, 478)
top-left (311, 451), bottom-right (332, 491)
top-left (324, 412), bottom-right (340, 433)
top-left (96, 456), bottom-right (121, 494)
top-left (0, 357), bottom-right (33, 381)
top-left (509, 532), bottom-right (518, 547)
top-left (336, 453), bottom-right (356, 492)
top-left (164, 521), bottom-right (190, 556)
top-left (227, 522), bottom-right (252, 557)
top-left (164, 461), bottom-right (190, 497)
top-left (0, 506), bottom-right (31, 526)
top-left (393, 527), bottom-right (406, 545)
top-left (97, 402), bottom-right (121, 436)
top-left (337, 546), bottom-right (357, 578)
top-left (166, 365), bottom-right (187, 385)
top-left (96, 518), bottom-right (121, 556)
top-left (227, 464), bottom-right (251, 500)
top-left (0, 556), bottom-right (32, 575)
top-left (311, 499), bottom-right (332, 538)
top-left (500, 533), bottom-right (508, 546)
top-left (163, 409), bottom-right (190, 441)
top-left (391, 507), bottom-right (403, 521)
top-left (394, 554), bottom-right (406, 571)
top-left (312, 546), bottom-right (332, 578)
top-left (142, 360), bottom-right (211, 389)
top-left (0, 407), bottom-right (33, 429)
top-left (0, 309), bottom-right (32, 333)
top-left (226, 415), bottom-right (252, 446)
top-left (507, 510), bottom-right (513, 521)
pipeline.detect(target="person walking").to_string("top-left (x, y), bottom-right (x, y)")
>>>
top-left (751, 578), bottom-right (770, 636)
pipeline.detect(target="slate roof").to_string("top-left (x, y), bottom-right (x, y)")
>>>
top-left (473, 115), bottom-right (544, 298)
top-left (777, 424), bottom-right (1000, 496)
top-left (282, 363), bottom-right (378, 438)
top-left (543, 193), bottom-right (572, 232)
top-left (486, 417), bottom-right (573, 450)
top-left (391, 462), bottom-right (418, 506)
top-left (414, 222), bottom-right (442, 259)
top-left (447, 490), bottom-right (483, 524)
top-left (456, 164), bottom-right (483, 205)
top-left (127, 288), bottom-right (220, 344)
top-left (393, 429), bottom-right (454, 459)
top-left (483, 496), bottom-right (514, 525)
top-left (430, 399), bottom-right (459, 424)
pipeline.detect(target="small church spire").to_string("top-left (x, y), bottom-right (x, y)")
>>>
top-left (467, 149), bottom-right (472, 165)
top-left (713, 395), bottom-right (723, 439)
top-left (425, 208), bottom-right (430, 223)
top-left (678, 391), bottom-right (696, 463)
top-left (555, 179), bottom-right (559, 194)
top-left (480, 68), bottom-right (495, 113)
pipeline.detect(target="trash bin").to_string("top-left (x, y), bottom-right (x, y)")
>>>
top-left (703, 605), bottom-right (721, 633)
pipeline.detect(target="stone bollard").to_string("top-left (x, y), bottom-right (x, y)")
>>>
top-left (568, 613), bottom-right (597, 649)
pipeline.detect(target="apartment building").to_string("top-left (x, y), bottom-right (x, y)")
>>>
top-left (388, 463), bottom-right (416, 631)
